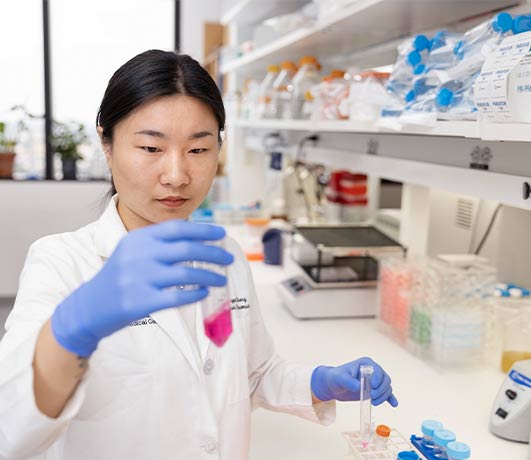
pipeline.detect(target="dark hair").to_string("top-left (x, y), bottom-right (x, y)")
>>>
top-left (97, 50), bottom-right (225, 197)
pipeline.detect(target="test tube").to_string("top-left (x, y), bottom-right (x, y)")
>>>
top-left (446, 441), bottom-right (470, 460)
top-left (201, 239), bottom-right (233, 347)
top-left (374, 424), bottom-right (391, 449)
top-left (359, 364), bottom-right (374, 449)
top-left (433, 429), bottom-right (456, 459)
top-left (421, 420), bottom-right (443, 448)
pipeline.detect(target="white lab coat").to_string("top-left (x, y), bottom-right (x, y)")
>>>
top-left (0, 196), bottom-right (335, 460)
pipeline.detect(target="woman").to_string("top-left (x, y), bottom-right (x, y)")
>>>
top-left (0, 50), bottom-right (397, 460)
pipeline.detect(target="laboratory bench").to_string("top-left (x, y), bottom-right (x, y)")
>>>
top-left (243, 251), bottom-right (529, 460)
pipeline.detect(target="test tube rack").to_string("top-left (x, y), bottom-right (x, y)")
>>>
top-left (342, 429), bottom-right (420, 460)
top-left (410, 435), bottom-right (442, 460)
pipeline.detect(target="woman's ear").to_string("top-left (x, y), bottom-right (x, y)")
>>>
top-left (97, 126), bottom-right (112, 166)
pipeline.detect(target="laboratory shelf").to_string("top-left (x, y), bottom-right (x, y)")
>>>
top-left (302, 145), bottom-right (531, 211)
top-left (221, 0), bottom-right (518, 74)
top-left (220, 0), bottom-right (308, 26)
top-left (232, 118), bottom-right (531, 142)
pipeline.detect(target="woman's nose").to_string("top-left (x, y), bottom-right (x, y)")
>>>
top-left (160, 151), bottom-right (191, 187)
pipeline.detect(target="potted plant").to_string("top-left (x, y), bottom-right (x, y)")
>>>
top-left (52, 121), bottom-right (88, 180)
top-left (0, 121), bottom-right (17, 179)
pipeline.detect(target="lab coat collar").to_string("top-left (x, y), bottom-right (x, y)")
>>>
top-left (93, 194), bottom-right (208, 376)
top-left (93, 194), bottom-right (128, 259)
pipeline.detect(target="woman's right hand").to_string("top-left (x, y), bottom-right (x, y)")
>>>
top-left (50, 220), bottom-right (234, 357)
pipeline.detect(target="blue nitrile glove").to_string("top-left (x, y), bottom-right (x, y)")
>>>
top-left (51, 220), bottom-right (234, 357)
top-left (311, 357), bottom-right (398, 407)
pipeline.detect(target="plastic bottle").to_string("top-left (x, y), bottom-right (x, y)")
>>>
top-left (421, 420), bottom-right (444, 449)
top-left (433, 429), bottom-right (456, 459)
top-left (257, 65), bottom-right (280, 119)
top-left (374, 424), bottom-right (391, 449)
top-left (272, 61), bottom-right (298, 119)
top-left (201, 239), bottom-right (233, 347)
top-left (501, 316), bottom-right (531, 373)
top-left (311, 69), bottom-right (347, 120)
top-left (446, 441), bottom-right (471, 460)
top-left (290, 55), bottom-right (321, 119)
top-left (344, 70), bottom-right (391, 121)
top-left (240, 79), bottom-right (260, 120)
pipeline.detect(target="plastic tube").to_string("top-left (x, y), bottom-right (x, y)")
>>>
top-left (201, 239), bottom-right (233, 347)
top-left (374, 424), bottom-right (391, 449)
top-left (421, 420), bottom-right (443, 448)
top-left (433, 429), bottom-right (456, 459)
top-left (446, 441), bottom-right (471, 460)
top-left (360, 364), bottom-right (374, 448)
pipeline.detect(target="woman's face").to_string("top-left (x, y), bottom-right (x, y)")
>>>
top-left (101, 94), bottom-right (220, 230)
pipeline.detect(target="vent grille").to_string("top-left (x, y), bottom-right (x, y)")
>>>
top-left (455, 199), bottom-right (474, 230)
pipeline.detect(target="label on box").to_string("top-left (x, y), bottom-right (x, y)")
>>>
top-left (474, 31), bottom-right (531, 123)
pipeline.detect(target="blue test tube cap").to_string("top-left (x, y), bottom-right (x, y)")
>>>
top-left (437, 88), bottom-right (454, 107)
top-left (421, 420), bottom-right (444, 436)
top-left (407, 50), bottom-right (422, 67)
top-left (446, 441), bottom-right (471, 459)
top-left (413, 34), bottom-right (431, 51)
top-left (397, 451), bottom-right (420, 460)
top-left (413, 63), bottom-right (425, 75)
top-left (512, 15), bottom-right (531, 35)
top-left (405, 90), bottom-right (416, 103)
top-left (433, 429), bottom-right (456, 447)
top-left (491, 12), bottom-right (513, 33)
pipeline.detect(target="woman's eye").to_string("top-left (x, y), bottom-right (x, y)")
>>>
top-left (141, 146), bottom-right (160, 153)
top-left (189, 148), bottom-right (208, 154)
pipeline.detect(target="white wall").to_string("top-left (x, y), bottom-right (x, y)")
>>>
top-left (0, 182), bottom-right (110, 297)
top-left (180, 0), bottom-right (221, 61)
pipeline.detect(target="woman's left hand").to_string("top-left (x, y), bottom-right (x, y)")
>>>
top-left (311, 357), bottom-right (398, 407)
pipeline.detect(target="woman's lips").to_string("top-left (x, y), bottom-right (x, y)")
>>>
top-left (157, 197), bottom-right (188, 208)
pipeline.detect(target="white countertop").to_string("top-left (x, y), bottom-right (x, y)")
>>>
top-left (241, 247), bottom-right (529, 460)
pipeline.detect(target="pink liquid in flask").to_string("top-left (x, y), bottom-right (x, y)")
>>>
top-left (200, 238), bottom-right (233, 347)
top-left (203, 299), bottom-right (233, 347)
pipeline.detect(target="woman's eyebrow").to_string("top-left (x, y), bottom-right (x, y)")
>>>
top-left (133, 130), bottom-right (213, 140)
top-left (188, 131), bottom-right (214, 140)
top-left (134, 129), bottom-right (166, 138)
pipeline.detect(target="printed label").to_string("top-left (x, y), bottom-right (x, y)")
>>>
top-left (474, 31), bottom-right (531, 123)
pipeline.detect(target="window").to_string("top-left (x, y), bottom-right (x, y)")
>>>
top-left (50, 0), bottom-right (175, 179)
top-left (0, 0), bottom-right (45, 179)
